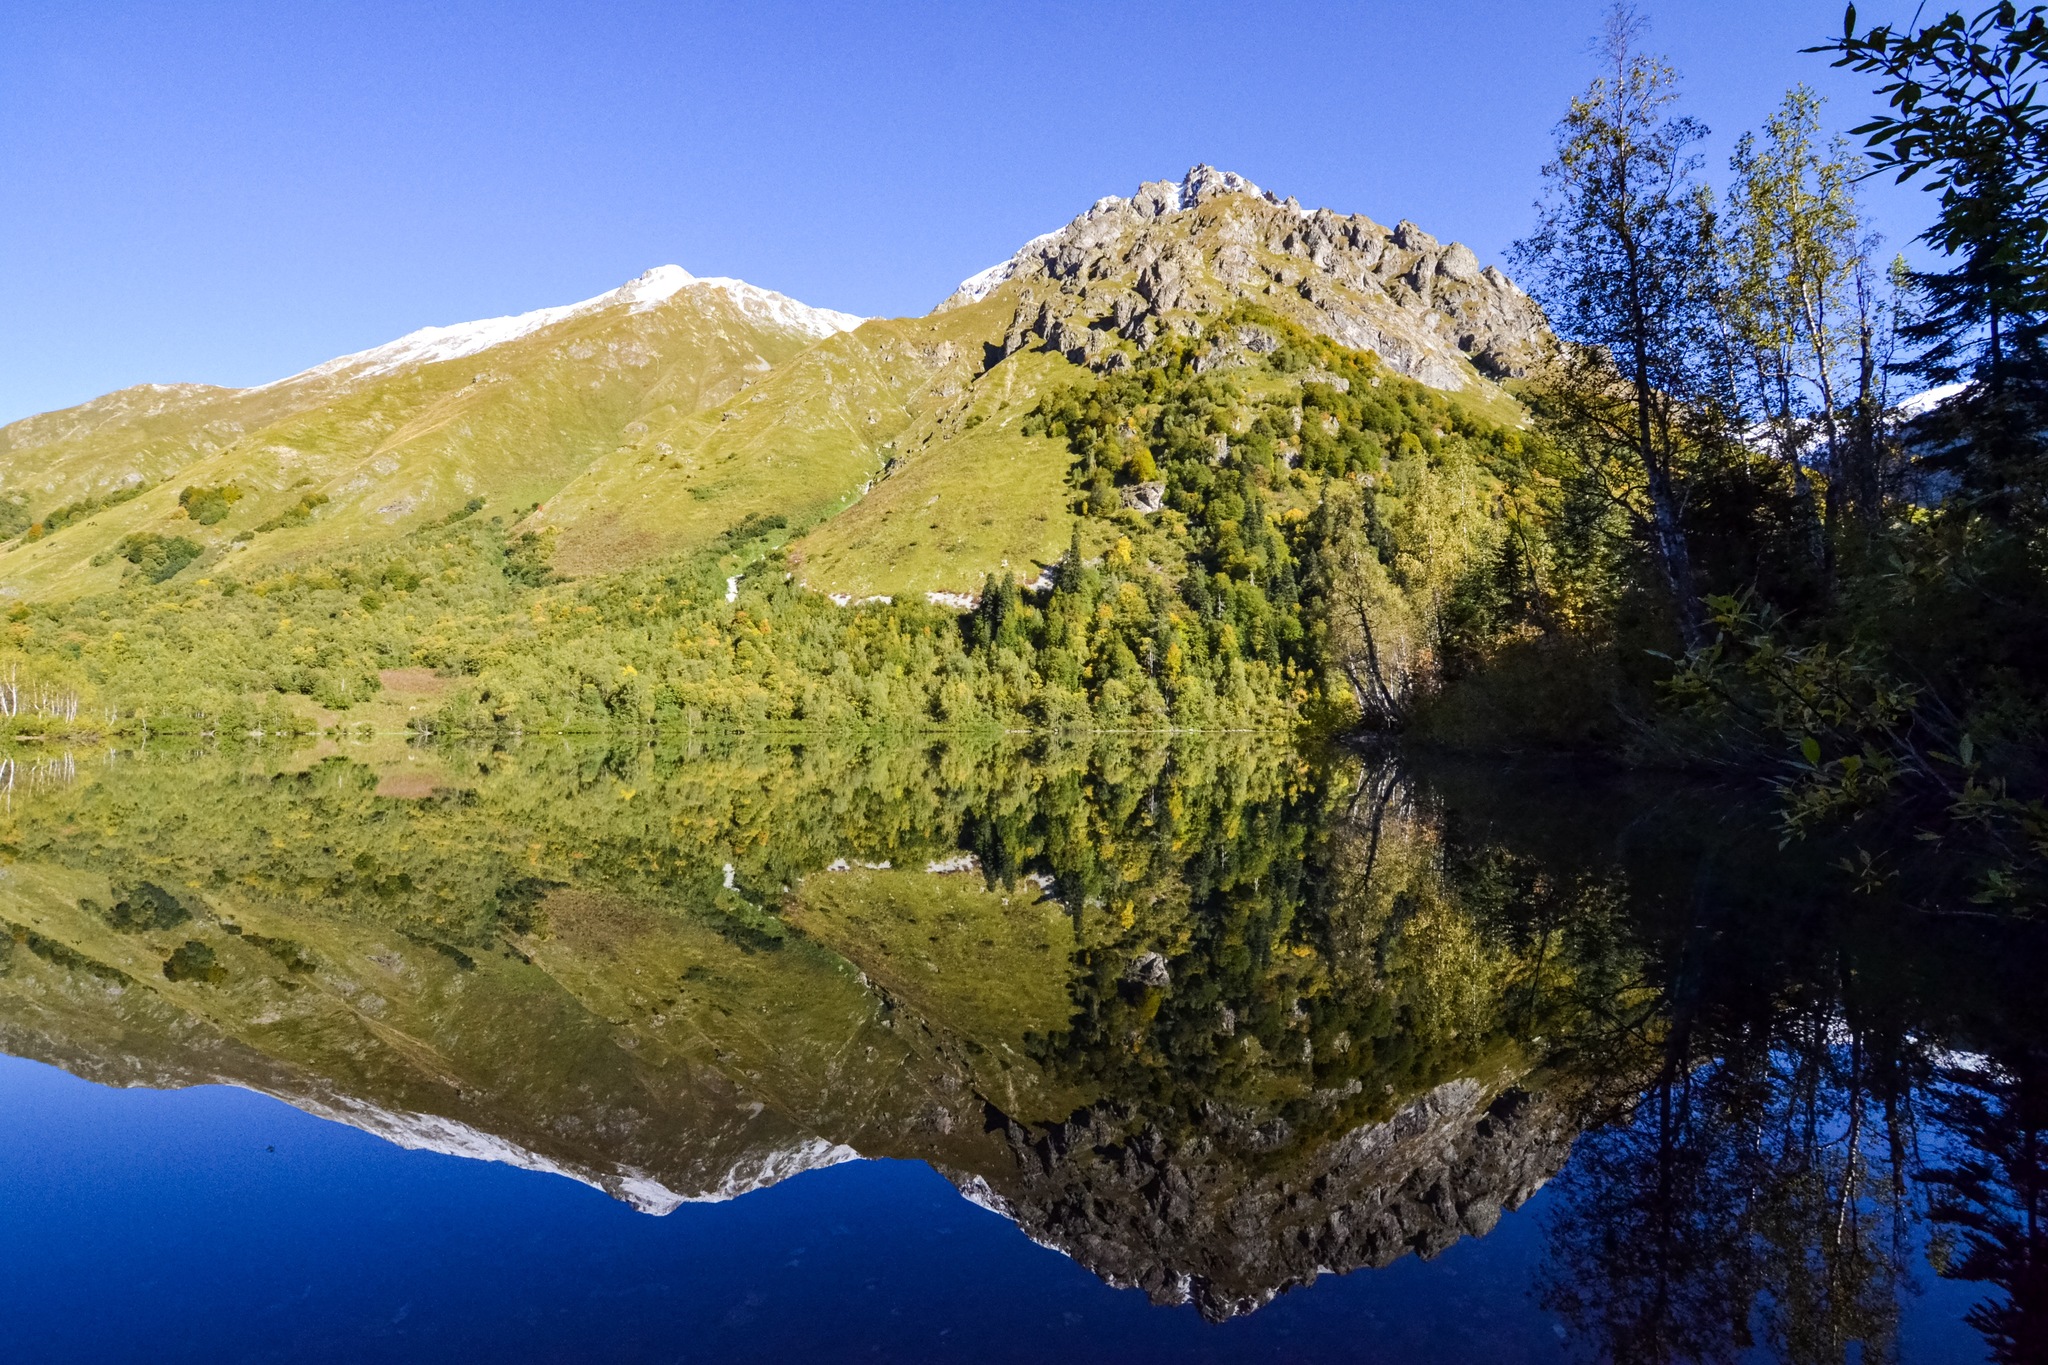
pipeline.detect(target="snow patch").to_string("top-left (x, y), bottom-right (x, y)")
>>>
top-left (615, 263), bottom-right (695, 308)
top-left (1173, 167), bottom-right (1267, 210)
top-left (258, 266), bottom-right (862, 389)
top-left (281, 1093), bottom-right (685, 1214)
top-left (615, 1172), bottom-right (688, 1215)
top-left (695, 276), bottom-right (865, 339)
top-left (953, 1173), bottom-right (1016, 1219)
top-left (1897, 382), bottom-right (1970, 418)
top-left (950, 229), bottom-right (1063, 306)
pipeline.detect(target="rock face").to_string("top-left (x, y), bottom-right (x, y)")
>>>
top-left (942, 165), bottom-right (1551, 390)
top-left (952, 1077), bottom-right (1578, 1321)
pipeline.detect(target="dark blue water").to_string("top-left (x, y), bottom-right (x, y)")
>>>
top-left (0, 745), bottom-right (2030, 1362)
top-left (0, 1055), bottom-right (1993, 1364)
top-left (0, 1055), bottom-right (1587, 1364)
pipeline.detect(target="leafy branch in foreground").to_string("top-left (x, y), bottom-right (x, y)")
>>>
top-left (1819, 3), bottom-right (2048, 390)
top-left (1666, 594), bottom-right (2046, 907)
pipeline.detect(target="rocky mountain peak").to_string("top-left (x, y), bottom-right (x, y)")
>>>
top-left (943, 165), bottom-right (1549, 390)
top-left (1142, 163), bottom-right (1274, 216)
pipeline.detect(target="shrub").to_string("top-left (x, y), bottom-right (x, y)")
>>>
top-left (115, 533), bottom-right (204, 583)
top-left (178, 484), bottom-right (244, 526)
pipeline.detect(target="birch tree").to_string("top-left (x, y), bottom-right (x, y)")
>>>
top-left (1511, 4), bottom-right (1722, 650)
top-left (1721, 88), bottom-right (1896, 549)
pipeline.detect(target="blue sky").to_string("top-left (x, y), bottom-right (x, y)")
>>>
top-left (0, 1), bottom-right (1939, 424)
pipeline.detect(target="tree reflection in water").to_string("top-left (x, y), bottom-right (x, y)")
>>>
top-left (1923, 1053), bottom-right (2048, 1365)
top-left (0, 734), bottom-right (2036, 1358)
top-left (1430, 758), bottom-right (2048, 1365)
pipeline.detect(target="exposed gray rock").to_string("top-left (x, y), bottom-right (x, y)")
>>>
top-left (941, 165), bottom-right (1551, 389)
top-left (1438, 243), bottom-right (1483, 282)
top-left (1124, 950), bottom-right (1172, 985)
top-left (952, 1078), bottom-right (1579, 1322)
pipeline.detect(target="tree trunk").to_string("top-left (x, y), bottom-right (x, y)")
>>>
top-left (1625, 220), bottom-right (1706, 652)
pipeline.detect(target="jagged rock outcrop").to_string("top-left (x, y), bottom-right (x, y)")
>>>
top-left (951, 1077), bottom-right (1577, 1321)
top-left (942, 165), bottom-right (1551, 390)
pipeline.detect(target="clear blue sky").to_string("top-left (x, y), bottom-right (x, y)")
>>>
top-left (0, 0), bottom-right (1938, 424)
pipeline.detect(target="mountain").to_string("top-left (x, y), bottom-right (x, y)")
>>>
top-left (940, 164), bottom-right (1547, 389)
top-left (787, 165), bottom-right (1544, 598)
top-left (0, 167), bottom-right (1545, 603)
top-left (0, 268), bottom-right (863, 598)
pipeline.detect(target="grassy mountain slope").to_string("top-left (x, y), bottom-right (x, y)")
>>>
top-left (789, 340), bottom-right (1089, 599)
top-left (0, 279), bottom-right (847, 599)
top-left (539, 302), bottom-right (1005, 575)
top-left (1, 167), bottom-right (1542, 625)
top-left (0, 382), bottom-right (323, 511)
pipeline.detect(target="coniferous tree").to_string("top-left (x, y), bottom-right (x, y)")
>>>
top-left (1824, 3), bottom-right (2048, 518)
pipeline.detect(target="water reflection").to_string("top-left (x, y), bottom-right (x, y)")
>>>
top-left (0, 735), bottom-right (2039, 1359)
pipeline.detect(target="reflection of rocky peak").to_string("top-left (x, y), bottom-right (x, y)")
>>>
top-left (952, 1077), bottom-right (1576, 1321)
top-left (942, 165), bottom-right (1550, 389)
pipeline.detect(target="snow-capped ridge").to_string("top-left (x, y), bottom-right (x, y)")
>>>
top-left (951, 230), bottom-right (1062, 307)
top-left (259, 266), bottom-right (863, 389)
top-left (285, 1091), bottom-right (689, 1213)
top-left (273, 1088), bottom-right (860, 1214)
top-left (688, 1137), bottom-right (863, 1203)
top-left (691, 275), bottom-right (866, 341)
top-left (1897, 381), bottom-right (1970, 418)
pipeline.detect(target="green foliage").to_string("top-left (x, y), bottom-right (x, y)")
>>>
top-left (178, 483), bottom-right (244, 526)
top-left (240, 930), bottom-right (316, 973)
top-left (719, 511), bottom-right (788, 544)
top-left (255, 490), bottom-right (331, 534)
top-left (1018, 307), bottom-right (1529, 729)
top-left (161, 939), bottom-right (226, 984)
top-left (92, 882), bottom-right (195, 933)
top-left (1508, 10), bottom-right (1722, 650)
top-left (114, 532), bottom-right (204, 583)
top-left (1667, 593), bottom-right (2048, 906)
top-left (0, 312), bottom-right (1534, 740)
top-left (503, 529), bottom-right (556, 587)
top-left (0, 735), bottom-right (1618, 1142)
top-left (1822, 2), bottom-right (2048, 387)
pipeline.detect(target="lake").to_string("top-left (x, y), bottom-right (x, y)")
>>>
top-left (0, 735), bottom-right (2035, 1362)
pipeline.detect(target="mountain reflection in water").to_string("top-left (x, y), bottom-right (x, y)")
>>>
top-left (0, 735), bottom-right (2039, 1361)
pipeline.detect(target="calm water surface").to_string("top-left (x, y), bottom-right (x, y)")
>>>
top-left (0, 737), bottom-right (2035, 1362)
